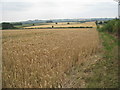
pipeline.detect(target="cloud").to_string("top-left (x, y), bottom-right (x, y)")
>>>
top-left (1, 0), bottom-right (118, 22)
top-left (2, 2), bottom-right (33, 11)
top-left (1, 0), bottom-right (115, 2)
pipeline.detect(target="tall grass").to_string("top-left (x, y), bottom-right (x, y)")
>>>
top-left (85, 19), bottom-right (120, 88)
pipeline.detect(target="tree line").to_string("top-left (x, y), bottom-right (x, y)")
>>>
top-left (1, 22), bottom-right (23, 30)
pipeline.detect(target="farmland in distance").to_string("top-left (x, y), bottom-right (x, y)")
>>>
top-left (23, 22), bottom-right (96, 29)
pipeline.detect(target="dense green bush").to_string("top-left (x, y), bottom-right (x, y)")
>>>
top-left (98, 19), bottom-right (120, 35)
top-left (2, 22), bottom-right (15, 30)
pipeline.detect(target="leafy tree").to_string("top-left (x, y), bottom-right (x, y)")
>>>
top-left (11, 22), bottom-right (22, 25)
top-left (46, 21), bottom-right (53, 23)
top-left (95, 21), bottom-right (98, 25)
top-left (99, 21), bottom-right (103, 24)
top-left (98, 19), bottom-right (120, 36)
top-left (2, 22), bottom-right (15, 30)
top-left (67, 22), bottom-right (70, 24)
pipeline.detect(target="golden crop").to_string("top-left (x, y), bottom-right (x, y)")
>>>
top-left (2, 28), bottom-right (101, 88)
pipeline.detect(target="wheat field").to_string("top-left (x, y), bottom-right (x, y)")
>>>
top-left (24, 22), bottom-right (96, 29)
top-left (2, 28), bottom-right (101, 88)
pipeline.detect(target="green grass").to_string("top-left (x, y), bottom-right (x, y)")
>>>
top-left (14, 23), bottom-right (51, 28)
top-left (14, 24), bottom-right (34, 28)
top-left (85, 32), bottom-right (119, 88)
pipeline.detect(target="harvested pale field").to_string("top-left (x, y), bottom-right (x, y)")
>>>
top-left (24, 22), bottom-right (96, 29)
top-left (2, 28), bottom-right (101, 88)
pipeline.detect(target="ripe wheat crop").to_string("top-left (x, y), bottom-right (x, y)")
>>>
top-left (2, 28), bottom-right (101, 88)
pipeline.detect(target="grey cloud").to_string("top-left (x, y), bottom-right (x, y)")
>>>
top-left (1, 0), bottom-right (118, 22)
top-left (2, 2), bottom-right (33, 11)
top-left (38, 1), bottom-right (59, 7)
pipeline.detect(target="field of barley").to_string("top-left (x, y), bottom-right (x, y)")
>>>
top-left (2, 26), bottom-right (102, 88)
top-left (24, 22), bottom-right (96, 29)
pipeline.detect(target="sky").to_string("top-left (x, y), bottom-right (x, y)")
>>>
top-left (0, 0), bottom-right (118, 22)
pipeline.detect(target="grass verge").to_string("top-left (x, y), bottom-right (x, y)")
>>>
top-left (85, 32), bottom-right (119, 88)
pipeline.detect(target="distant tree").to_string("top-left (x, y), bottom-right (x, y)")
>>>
top-left (99, 21), bottom-right (103, 24)
top-left (11, 22), bottom-right (22, 25)
top-left (67, 22), bottom-right (70, 24)
top-left (55, 22), bottom-right (57, 24)
top-left (46, 21), bottom-right (53, 23)
top-left (2, 22), bottom-right (15, 30)
top-left (104, 21), bottom-right (108, 24)
top-left (115, 17), bottom-right (118, 20)
top-left (52, 26), bottom-right (54, 28)
top-left (33, 24), bottom-right (35, 26)
top-left (95, 21), bottom-right (98, 25)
